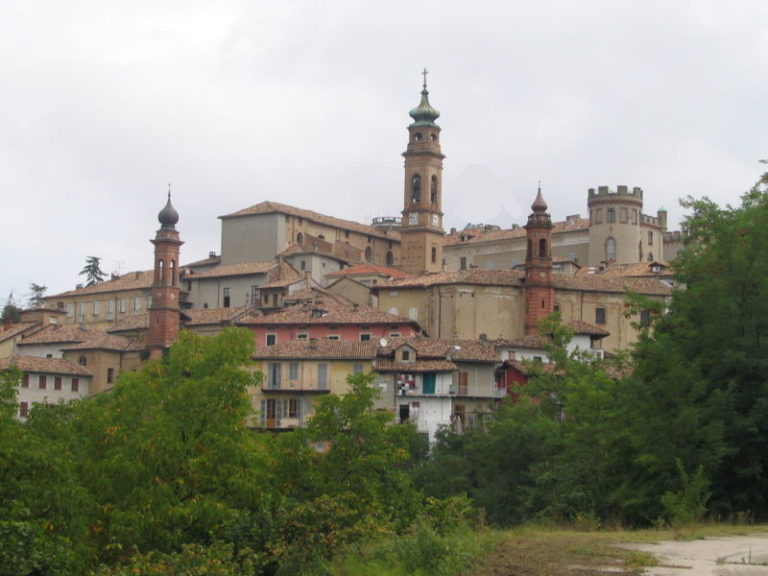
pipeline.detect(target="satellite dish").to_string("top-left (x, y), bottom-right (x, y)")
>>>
top-left (379, 337), bottom-right (388, 347)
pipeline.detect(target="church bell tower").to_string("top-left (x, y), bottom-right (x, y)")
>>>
top-left (399, 69), bottom-right (445, 275)
top-left (524, 187), bottom-right (555, 335)
top-left (147, 191), bottom-right (183, 360)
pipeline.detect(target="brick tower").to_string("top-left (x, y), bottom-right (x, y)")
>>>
top-left (147, 192), bottom-right (183, 359)
top-left (524, 187), bottom-right (555, 335)
top-left (399, 69), bottom-right (445, 275)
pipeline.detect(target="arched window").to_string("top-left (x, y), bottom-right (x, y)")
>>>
top-left (413, 132), bottom-right (422, 141)
top-left (606, 237), bottom-right (616, 262)
top-left (607, 208), bottom-right (616, 223)
top-left (527, 239), bottom-right (533, 259)
top-left (158, 259), bottom-right (165, 284)
top-left (431, 246), bottom-right (437, 264)
top-left (78, 355), bottom-right (87, 366)
top-left (296, 232), bottom-right (304, 245)
top-left (430, 176), bottom-right (438, 204)
top-left (648, 252), bottom-right (654, 262)
top-left (411, 174), bottom-right (421, 203)
top-left (170, 260), bottom-right (177, 285)
top-left (386, 251), bottom-right (394, 266)
top-left (364, 246), bottom-right (372, 262)
top-left (539, 238), bottom-right (548, 258)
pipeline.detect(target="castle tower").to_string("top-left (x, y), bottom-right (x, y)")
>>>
top-left (399, 69), bottom-right (445, 275)
top-left (524, 187), bottom-right (555, 336)
top-left (586, 185), bottom-right (665, 266)
top-left (147, 192), bottom-right (183, 360)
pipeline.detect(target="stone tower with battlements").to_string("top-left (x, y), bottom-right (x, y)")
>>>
top-left (587, 185), bottom-right (667, 266)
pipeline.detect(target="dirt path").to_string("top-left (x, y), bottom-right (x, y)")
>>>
top-left (625, 534), bottom-right (768, 575)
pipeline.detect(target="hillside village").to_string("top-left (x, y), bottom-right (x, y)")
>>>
top-left (0, 79), bottom-right (681, 441)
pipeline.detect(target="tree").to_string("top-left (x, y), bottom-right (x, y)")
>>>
top-left (1, 292), bottom-right (21, 324)
top-left (68, 328), bottom-right (271, 563)
top-left (621, 162), bottom-right (768, 522)
top-left (27, 283), bottom-right (47, 308)
top-left (79, 255), bottom-right (106, 286)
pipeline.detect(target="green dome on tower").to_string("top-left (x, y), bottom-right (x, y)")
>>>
top-left (409, 68), bottom-right (440, 127)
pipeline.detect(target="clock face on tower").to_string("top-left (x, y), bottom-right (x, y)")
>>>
top-left (408, 213), bottom-right (418, 225)
top-left (432, 214), bottom-right (439, 226)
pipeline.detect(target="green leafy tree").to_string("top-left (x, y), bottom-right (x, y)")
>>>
top-left (80, 255), bottom-right (106, 286)
top-left (620, 162), bottom-right (768, 522)
top-left (1, 292), bottom-right (21, 324)
top-left (69, 328), bottom-right (271, 562)
top-left (27, 283), bottom-right (47, 308)
top-left (266, 373), bottom-right (423, 573)
top-left (0, 367), bottom-right (92, 575)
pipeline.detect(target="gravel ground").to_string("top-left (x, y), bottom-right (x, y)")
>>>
top-left (625, 534), bottom-right (768, 575)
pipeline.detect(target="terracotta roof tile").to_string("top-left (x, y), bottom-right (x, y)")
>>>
top-left (17, 324), bottom-right (135, 351)
top-left (0, 322), bottom-right (41, 344)
top-left (185, 261), bottom-right (275, 280)
top-left (240, 296), bottom-right (415, 326)
top-left (47, 271), bottom-right (153, 298)
top-left (326, 263), bottom-right (408, 279)
top-left (552, 274), bottom-right (673, 296)
top-left (220, 201), bottom-right (399, 242)
top-left (0, 355), bottom-right (92, 376)
top-left (253, 340), bottom-right (378, 360)
top-left (375, 269), bottom-right (525, 289)
top-left (184, 307), bottom-right (259, 326)
top-left (495, 335), bottom-right (551, 350)
top-left (106, 314), bottom-right (150, 333)
top-left (575, 261), bottom-right (673, 278)
top-left (569, 320), bottom-right (610, 337)
top-left (379, 337), bottom-right (500, 362)
top-left (373, 358), bottom-right (457, 372)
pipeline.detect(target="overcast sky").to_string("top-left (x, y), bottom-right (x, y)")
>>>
top-left (2, 1), bottom-right (766, 305)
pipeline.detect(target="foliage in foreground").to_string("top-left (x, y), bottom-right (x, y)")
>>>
top-left (415, 163), bottom-right (768, 528)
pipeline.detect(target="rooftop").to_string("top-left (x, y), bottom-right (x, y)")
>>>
top-left (220, 200), bottom-right (400, 242)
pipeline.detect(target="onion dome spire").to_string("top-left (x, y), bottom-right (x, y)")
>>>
top-left (531, 182), bottom-right (548, 212)
top-left (158, 185), bottom-right (179, 230)
top-left (409, 68), bottom-right (440, 127)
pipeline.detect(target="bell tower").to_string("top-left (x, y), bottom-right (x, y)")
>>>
top-left (399, 69), bottom-right (445, 275)
top-left (147, 191), bottom-right (183, 360)
top-left (524, 186), bottom-right (555, 335)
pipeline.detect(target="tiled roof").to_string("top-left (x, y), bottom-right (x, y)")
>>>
top-left (220, 201), bottom-right (399, 242)
top-left (18, 324), bottom-right (111, 345)
top-left (241, 297), bottom-right (415, 326)
top-left (60, 333), bottom-right (141, 352)
top-left (259, 277), bottom-right (306, 289)
top-left (569, 320), bottom-right (610, 337)
top-left (106, 314), bottom-right (149, 333)
top-left (253, 340), bottom-right (378, 360)
top-left (552, 274), bottom-right (673, 296)
top-left (185, 261), bottom-right (275, 280)
top-left (17, 324), bottom-right (135, 351)
top-left (379, 338), bottom-right (500, 362)
top-left (495, 335), bottom-right (551, 350)
top-left (444, 217), bottom-right (589, 247)
top-left (375, 269), bottom-right (525, 289)
top-left (373, 358), bottom-right (457, 373)
top-left (47, 271), bottom-right (154, 298)
top-left (326, 263), bottom-right (408, 279)
top-left (0, 322), bottom-right (41, 344)
top-left (575, 261), bottom-right (673, 278)
top-left (0, 355), bottom-right (92, 376)
top-left (184, 307), bottom-right (259, 326)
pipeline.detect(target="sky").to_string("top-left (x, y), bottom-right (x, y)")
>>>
top-left (2, 0), bottom-right (766, 305)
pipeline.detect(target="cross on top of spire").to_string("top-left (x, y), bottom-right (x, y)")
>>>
top-left (422, 67), bottom-right (429, 89)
